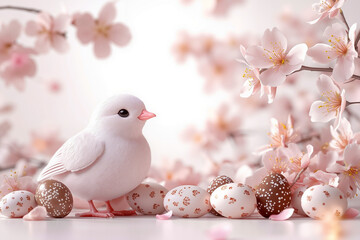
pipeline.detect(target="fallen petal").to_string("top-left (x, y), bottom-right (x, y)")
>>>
top-left (269, 208), bottom-right (294, 221)
top-left (156, 210), bottom-right (172, 220)
top-left (343, 208), bottom-right (359, 219)
top-left (207, 223), bottom-right (232, 240)
top-left (23, 206), bottom-right (47, 221)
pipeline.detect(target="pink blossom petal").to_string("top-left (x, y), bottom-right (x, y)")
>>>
top-left (34, 34), bottom-right (51, 53)
top-left (307, 44), bottom-right (336, 63)
top-left (109, 23), bottom-right (131, 47)
top-left (156, 211), bottom-right (172, 220)
top-left (317, 74), bottom-right (339, 94)
top-left (349, 23), bottom-right (357, 43)
top-left (262, 28), bottom-right (287, 52)
top-left (343, 208), bottom-right (359, 219)
top-left (98, 2), bottom-right (116, 25)
top-left (23, 206), bottom-right (47, 221)
top-left (260, 67), bottom-right (286, 87)
top-left (93, 36), bottom-right (111, 58)
top-left (343, 143), bottom-right (360, 166)
top-left (75, 13), bottom-right (95, 44)
top-left (207, 224), bottom-right (232, 240)
top-left (1, 20), bottom-right (21, 43)
top-left (245, 46), bottom-right (272, 69)
top-left (324, 23), bottom-right (347, 41)
top-left (53, 14), bottom-right (70, 32)
top-left (332, 56), bottom-right (355, 81)
top-left (309, 100), bottom-right (337, 123)
top-left (269, 208), bottom-right (294, 221)
top-left (51, 35), bottom-right (69, 53)
top-left (25, 21), bottom-right (40, 36)
top-left (285, 43), bottom-right (308, 70)
top-left (37, 12), bottom-right (52, 30)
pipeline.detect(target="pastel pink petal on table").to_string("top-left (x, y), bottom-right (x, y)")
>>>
top-left (93, 36), bottom-right (111, 58)
top-left (156, 211), bottom-right (172, 220)
top-left (269, 208), bottom-right (294, 221)
top-left (23, 206), bottom-right (47, 221)
top-left (343, 208), bottom-right (359, 219)
top-left (207, 224), bottom-right (232, 240)
top-left (109, 23), bottom-right (132, 46)
top-left (98, 2), bottom-right (116, 25)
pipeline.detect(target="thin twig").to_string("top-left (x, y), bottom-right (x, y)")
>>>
top-left (290, 167), bottom-right (307, 188)
top-left (291, 65), bottom-right (360, 81)
top-left (296, 133), bottom-right (320, 144)
top-left (346, 101), bottom-right (360, 107)
top-left (339, 9), bottom-right (350, 32)
top-left (0, 5), bottom-right (41, 13)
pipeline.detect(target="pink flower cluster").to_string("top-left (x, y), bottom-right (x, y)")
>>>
top-left (0, 2), bottom-right (131, 91)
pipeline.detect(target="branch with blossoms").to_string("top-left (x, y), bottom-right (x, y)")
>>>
top-left (171, 0), bottom-right (360, 201)
top-left (0, 2), bottom-right (131, 91)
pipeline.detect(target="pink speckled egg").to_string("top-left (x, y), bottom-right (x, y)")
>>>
top-left (126, 182), bottom-right (168, 215)
top-left (164, 185), bottom-right (211, 218)
top-left (0, 191), bottom-right (37, 218)
top-left (301, 185), bottom-right (348, 219)
top-left (210, 183), bottom-right (256, 218)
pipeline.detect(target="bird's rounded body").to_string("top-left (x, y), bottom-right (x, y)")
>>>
top-left (54, 130), bottom-right (151, 201)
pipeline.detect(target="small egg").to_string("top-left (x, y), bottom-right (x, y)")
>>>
top-left (126, 182), bottom-right (168, 215)
top-left (210, 183), bottom-right (256, 218)
top-left (291, 186), bottom-right (307, 216)
top-left (164, 185), bottom-right (211, 218)
top-left (255, 173), bottom-right (292, 218)
top-left (0, 190), bottom-right (37, 218)
top-left (301, 185), bottom-right (347, 219)
top-left (207, 175), bottom-right (234, 216)
top-left (35, 179), bottom-right (73, 218)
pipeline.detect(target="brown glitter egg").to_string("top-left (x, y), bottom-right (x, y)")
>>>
top-left (35, 179), bottom-right (73, 218)
top-left (207, 175), bottom-right (234, 216)
top-left (255, 173), bottom-right (291, 218)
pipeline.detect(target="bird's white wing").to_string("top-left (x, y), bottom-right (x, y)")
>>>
top-left (37, 131), bottom-right (105, 182)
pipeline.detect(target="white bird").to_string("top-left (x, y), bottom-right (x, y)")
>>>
top-left (37, 94), bottom-right (156, 218)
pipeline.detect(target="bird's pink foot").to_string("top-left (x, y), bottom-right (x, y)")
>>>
top-left (104, 201), bottom-right (137, 216)
top-left (75, 211), bottom-right (114, 218)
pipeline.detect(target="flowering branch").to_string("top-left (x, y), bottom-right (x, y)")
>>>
top-left (289, 167), bottom-right (307, 189)
top-left (291, 66), bottom-right (360, 81)
top-left (0, 6), bottom-right (41, 14)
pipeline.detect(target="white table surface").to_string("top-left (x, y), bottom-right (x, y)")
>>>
top-left (1, 208), bottom-right (359, 240)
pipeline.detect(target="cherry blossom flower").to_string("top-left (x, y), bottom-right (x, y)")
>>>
top-left (280, 143), bottom-right (313, 174)
top-left (73, 2), bottom-right (131, 58)
top-left (0, 145), bottom-right (21, 169)
top-left (309, 74), bottom-right (346, 130)
top-left (172, 31), bottom-right (193, 63)
top-left (329, 118), bottom-right (360, 154)
top-left (327, 143), bottom-right (360, 198)
top-left (206, 103), bottom-right (242, 141)
top-left (182, 126), bottom-right (219, 151)
top-left (309, 0), bottom-right (346, 24)
top-left (258, 115), bottom-right (299, 153)
top-left (203, 0), bottom-right (245, 16)
top-left (148, 160), bottom-right (202, 190)
top-left (0, 174), bottom-right (37, 199)
top-left (29, 131), bottom-right (64, 157)
top-left (0, 20), bottom-right (21, 64)
top-left (26, 12), bottom-right (70, 53)
top-left (0, 46), bottom-right (37, 91)
top-left (245, 28), bottom-right (308, 87)
top-left (238, 46), bottom-right (276, 103)
top-left (307, 23), bottom-right (358, 81)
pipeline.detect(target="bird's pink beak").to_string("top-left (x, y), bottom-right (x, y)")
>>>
top-left (138, 109), bottom-right (156, 121)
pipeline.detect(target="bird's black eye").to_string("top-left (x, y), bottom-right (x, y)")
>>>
top-left (118, 109), bottom-right (129, 118)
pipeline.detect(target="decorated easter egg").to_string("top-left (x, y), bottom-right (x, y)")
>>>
top-left (0, 191), bottom-right (37, 218)
top-left (35, 179), bottom-right (73, 218)
top-left (126, 182), bottom-right (168, 215)
top-left (207, 175), bottom-right (234, 216)
top-left (301, 185), bottom-right (347, 219)
top-left (164, 185), bottom-right (211, 218)
top-left (291, 186), bottom-right (307, 216)
top-left (255, 173), bottom-right (292, 218)
top-left (210, 183), bottom-right (256, 218)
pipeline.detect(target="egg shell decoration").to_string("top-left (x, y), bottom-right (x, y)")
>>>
top-left (210, 183), bottom-right (256, 218)
top-left (35, 179), bottom-right (73, 218)
top-left (207, 175), bottom-right (234, 216)
top-left (291, 186), bottom-right (307, 216)
top-left (301, 185), bottom-right (348, 219)
top-left (126, 182), bottom-right (168, 215)
top-left (164, 185), bottom-right (211, 218)
top-left (0, 191), bottom-right (37, 218)
top-left (255, 173), bottom-right (292, 218)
